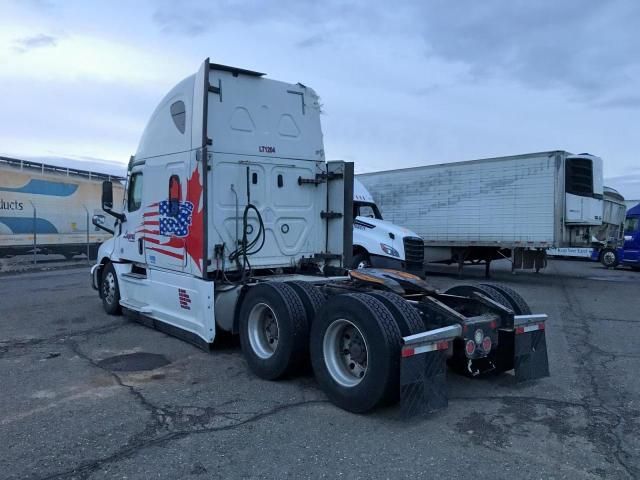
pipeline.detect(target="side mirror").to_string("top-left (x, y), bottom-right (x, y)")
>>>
top-left (101, 180), bottom-right (125, 222)
top-left (102, 181), bottom-right (114, 210)
top-left (92, 214), bottom-right (114, 234)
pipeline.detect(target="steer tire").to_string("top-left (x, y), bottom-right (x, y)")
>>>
top-left (352, 252), bottom-right (371, 269)
top-left (310, 293), bottom-right (402, 413)
top-left (366, 290), bottom-right (425, 336)
top-left (101, 263), bottom-right (122, 315)
top-left (599, 248), bottom-right (619, 269)
top-left (480, 283), bottom-right (532, 315)
top-left (239, 282), bottom-right (309, 380)
top-left (285, 281), bottom-right (326, 325)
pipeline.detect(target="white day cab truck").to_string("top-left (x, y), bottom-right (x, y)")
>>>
top-left (351, 178), bottom-right (424, 273)
top-left (91, 59), bottom-right (549, 416)
top-left (358, 151), bottom-right (605, 276)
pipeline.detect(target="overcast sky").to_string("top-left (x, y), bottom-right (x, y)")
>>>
top-left (1, 0), bottom-right (639, 198)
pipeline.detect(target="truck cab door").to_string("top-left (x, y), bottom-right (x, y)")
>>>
top-left (623, 216), bottom-right (640, 263)
top-left (116, 168), bottom-right (146, 264)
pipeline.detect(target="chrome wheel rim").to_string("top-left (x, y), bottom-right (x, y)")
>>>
top-left (103, 272), bottom-right (116, 304)
top-left (323, 319), bottom-right (368, 387)
top-left (356, 260), bottom-right (370, 269)
top-left (603, 251), bottom-right (616, 266)
top-left (247, 303), bottom-right (279, 359)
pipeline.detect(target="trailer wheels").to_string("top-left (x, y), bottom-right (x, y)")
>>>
top-left (285, 281), bottom-right (326, 324)
top-left (366, 291), bottom-right (425, 335)
top-left (599, 248), bottom-right (619, 268)
top-left (239, 282), bottom-right (309, 380)
top-left (310, 293), bottom-right (402, 413)
top-left (101, 263), bottom-right (122, 315)
top-left (480, 283), bottom-right (532, 315)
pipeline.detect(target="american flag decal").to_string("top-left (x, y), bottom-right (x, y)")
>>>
top-left (138, 200), bottom-right (191, 261)
top-left (159, 200), bottom-right (194, 237)
top-left (178, 288), bottom-right (191, 310)
top-left (136, 166), bottom-right (204, 270)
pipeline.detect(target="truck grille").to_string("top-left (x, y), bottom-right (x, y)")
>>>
top-left (403, 236), bottom-right (424, 265)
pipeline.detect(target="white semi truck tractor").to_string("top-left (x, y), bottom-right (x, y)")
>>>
top-left (90, 59), bottom-right (549, 415)
top-left (352, 179), bottom-right (424, 273)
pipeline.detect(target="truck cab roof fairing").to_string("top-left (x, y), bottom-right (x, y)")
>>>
top-left (135, 75), bottom-right (196, 161)
top-left (209, 62), bottom-right (265, 77)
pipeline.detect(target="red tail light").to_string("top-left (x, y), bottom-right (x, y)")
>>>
top-left (482, 336), bottom-right (492, 352)
top-left (465, 340), bottom-right (476, 356)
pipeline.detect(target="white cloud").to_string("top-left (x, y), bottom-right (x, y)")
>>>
top-left (0, 27), bottom-right (190, 87)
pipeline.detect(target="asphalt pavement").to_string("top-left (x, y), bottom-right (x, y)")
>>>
top-left (0, 259), bottom-right (638, 479)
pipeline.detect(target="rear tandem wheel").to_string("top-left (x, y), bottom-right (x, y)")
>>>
top-left (310, 293), bottom-right (402, 413)
top-left (238, 282), bottom-right (309, 380)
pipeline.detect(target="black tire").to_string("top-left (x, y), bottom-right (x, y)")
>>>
top-left (445, 284), bottom-right (510, 311)
top-left (239, 282), bottom-right (309, 380)
top-left (285, 281), bottom-right (326, 324)
top-left (366, 291), bottom-right (425, 336)
top-left (310, 293), bottom-right (402, 413)
top-left (101, 263), bottom-right (122, 315)
top-left (352, 252), bottom-right (371, 269)
top-left (599, 248), bottom-right (619, 268)
top-left (480, 283), bottom-right (532, 315)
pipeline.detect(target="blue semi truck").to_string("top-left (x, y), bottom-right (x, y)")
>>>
top-left (594, 202), bottom-right (640, 269)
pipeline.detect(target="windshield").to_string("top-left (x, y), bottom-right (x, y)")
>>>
top-left (354, 201), bottom-right (383, 220)
top-left (624, 217), bottom-right (639, 234)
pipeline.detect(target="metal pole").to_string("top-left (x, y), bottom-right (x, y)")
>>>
top-left (84, 205), bottom-right (90, 263)
top-left (29, 201), bottom-right (36, 264)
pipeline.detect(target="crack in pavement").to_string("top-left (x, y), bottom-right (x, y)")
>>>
top-left (32, 341), bottom-right (328, 480)
top-left (558, 278), bottom-right (638, 479)
top-left (0, 322), bottom-right (128, 359)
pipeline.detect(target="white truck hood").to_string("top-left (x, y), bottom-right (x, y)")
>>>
top-left (354, 215), bottom-right (421, 261)
top-left (355, 216), bottom-right (418, 238)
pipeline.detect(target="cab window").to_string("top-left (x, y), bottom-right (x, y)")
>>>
top-left (127, 172), bottom-right (143, 212)
top-left (353, 201), bottom-right (382, 220)
top-left (625, 217), bottom-right (639, 234)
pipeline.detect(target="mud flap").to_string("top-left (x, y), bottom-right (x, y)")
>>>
top-left (513, 314), bottom-right (550, 382)
top-left (399, 324), bottom-right (461, 417)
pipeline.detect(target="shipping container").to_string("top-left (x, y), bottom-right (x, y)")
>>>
top-left (0, 156), bottom-right (125, 258)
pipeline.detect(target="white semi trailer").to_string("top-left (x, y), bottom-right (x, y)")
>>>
top-left (358, 151), bottom-right (604, 275)
top-left (91, 59), bottom-right (549, 415)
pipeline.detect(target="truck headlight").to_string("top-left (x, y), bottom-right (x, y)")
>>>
top-left (380, 243), bottom-right (400, 257)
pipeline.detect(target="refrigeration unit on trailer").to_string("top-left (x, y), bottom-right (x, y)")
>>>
top-left (90, 59), bottom-right (549, 415)
top-left (358, 151), bottom-right (604, 276)
top-left (0, 156), bottom-right (124, 258)
top-left (351, 178), bottom-right (424, 273)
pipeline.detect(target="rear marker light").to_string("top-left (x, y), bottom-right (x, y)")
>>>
top-left (465, 340), bottom-right (476, 356)
top-left (401, 347), bottom-right (415, 358)
top-left (401, 340), bottom-right (450, 358)
top-left (482, 336), bottom-right (492, 352)
top-left (515, 323), bottom-right (545, 335)
top-left (474, 329), bottom-right (484, 345)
